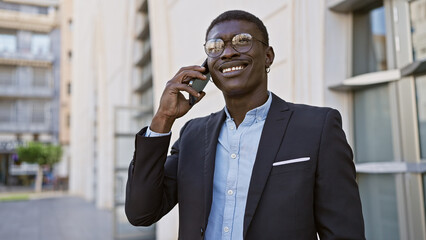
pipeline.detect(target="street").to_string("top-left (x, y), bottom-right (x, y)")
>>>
top-left (0, 195), bottom-right (113, 240)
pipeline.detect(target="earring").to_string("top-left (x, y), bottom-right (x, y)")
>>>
top-left (266, 67), bottom-right (270, 73)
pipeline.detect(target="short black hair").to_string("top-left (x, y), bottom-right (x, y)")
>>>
top-left (205, 10), bottom-right (269, 45)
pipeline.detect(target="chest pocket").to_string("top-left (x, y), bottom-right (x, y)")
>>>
top-left (270, 156), bottom-right (312, 175)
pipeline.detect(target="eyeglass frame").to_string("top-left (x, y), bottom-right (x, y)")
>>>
top-left (203, 33), bottom-right (268, 58)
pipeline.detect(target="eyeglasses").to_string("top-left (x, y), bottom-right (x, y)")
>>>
top-left (204, 33), bottom-right (268, 58)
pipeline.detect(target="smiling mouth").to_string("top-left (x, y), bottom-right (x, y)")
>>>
top-left (221, 65), bottom-right (246, 73)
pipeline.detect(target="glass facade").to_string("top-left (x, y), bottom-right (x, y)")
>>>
top-left (31, 34), bottom-right (50, 55)
top-left (31, 101), bottom-right (46, 124)
top-left (354, 84), bottom-right (394, 163)
top-left (0, 2), bottom-right (48, 15)
top-left (0, 66), bottom-right (16, 85)
top-left (0, 101), bottom-right (14, 123)
top-left (416, 75), bottom-right (426, 159)
top-left (350, 2), bottom-right (406, 239)
top-left (358, 174), bottom-right (399, 240)
top-left (32, 67), bottom-right (49, 87)
top-left (113, 106), bottom-right (155, 239)
top-left (410, 0), bottom-right (426, 61)
top-left (353, 6), bottom-right (388, 76)
top-left (0, 31), bottom-right (17, 53)
top-left (347, 0), bottom-right (426, 238)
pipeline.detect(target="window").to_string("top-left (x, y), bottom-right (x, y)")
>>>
top-left (31, 34), bottom-right (50, 55)
top-left (331, 0), bottom-right (426, 238)
top-left (67, 82), bottom-right (72, 95)
top-left (354, 84), bottom-right (394, 163)
top-left (0, 66), bottom-right (16, 85)
top-left (351, 2), bottom-right (403, 239)
top-left (353, 5), bottom-right (388, 76)
top-left (410, 0), bottom-right (426, 61)
top-left (31, 102), bottom-right (45, 124)
top-left (416, 75), bottom-right (426, 159)
top-left (0, 31), bottom-right (17, 53)
top-left (19, 31), bottom-right (31, 53)
top-left (354, 83), bottom-right (400, 239)
top-left (32, 67), bottom-right (49, 87)
top-left (358, 174), bottom-right (400, 240)
top-left (0, 2), bottom-right (19, 12)
top-left (20, 5), bottom-right (48, 15)
top-left (0, 101), bottom-right (14, 123)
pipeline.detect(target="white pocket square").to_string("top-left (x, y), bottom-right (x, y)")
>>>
top-left (273, 157), bottom-right (310, 166)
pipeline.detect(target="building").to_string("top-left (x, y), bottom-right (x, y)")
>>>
top-left (57, 0), bottom-right (72, 188)
top-left (69, 0), bottom-right (155, 238)
top-left (0, 0), bottom-right (60, 187)
top-left (69, 0), bottom-right (426, 239)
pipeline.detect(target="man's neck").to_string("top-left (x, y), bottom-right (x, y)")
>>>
top-left (224, 90), bottom-right (269, 128)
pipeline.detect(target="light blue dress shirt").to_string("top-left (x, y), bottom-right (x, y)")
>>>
top-left (205, 92), bottom-right (272, 240)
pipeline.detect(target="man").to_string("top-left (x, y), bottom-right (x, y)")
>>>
top-left (126, 10), bottom-right (365, 240)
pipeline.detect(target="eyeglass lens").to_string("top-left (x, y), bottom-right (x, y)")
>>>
top-left (204, 33), bottom-right (253, 57)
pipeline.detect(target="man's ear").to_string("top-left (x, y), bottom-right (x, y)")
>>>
top-left (265, 46), bottom-right (275, 68)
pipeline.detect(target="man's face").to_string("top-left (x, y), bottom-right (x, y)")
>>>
top-left (206, 20), bottom-right (274, 98)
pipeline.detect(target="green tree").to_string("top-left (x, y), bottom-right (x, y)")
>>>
top-left (16, 142), bottom-right (62, 192)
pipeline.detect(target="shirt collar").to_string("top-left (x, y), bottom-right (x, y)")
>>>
top-left (224, 91), bottom-right (272, 123)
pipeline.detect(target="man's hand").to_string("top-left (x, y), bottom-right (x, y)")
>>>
top-left (150, 65), bottom-right (207, 133)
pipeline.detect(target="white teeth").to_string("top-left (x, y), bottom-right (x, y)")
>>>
top-left (222, 65), bottom-right (244, 73)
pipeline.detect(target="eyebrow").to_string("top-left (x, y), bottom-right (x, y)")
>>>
top-left (207, 32), bottom-right (250, 41)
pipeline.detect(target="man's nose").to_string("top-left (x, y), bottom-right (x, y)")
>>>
top-left (220, 43), bottom-right (240, 60)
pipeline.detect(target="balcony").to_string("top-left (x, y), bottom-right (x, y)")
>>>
top-left (136, 4), bottom-right (150, 41)
top-left (137, 21), bottom-right (150, 41)
top-left (0, 86), bottom-right (53, 98)
top-left (0, 51), bottom-right (53, 67)
top-left (134, 63), bottom-right (152, 93)
top-left (0, 122), bottom-right (52, 133)
top-left (0, 8), bottom-right (58, 33)
top-left (134, 77), bottom-right (152, 94)
top-left (2, 0), bottom-right (60, 7)
top-left (135, 48), bottom-right (151, 68)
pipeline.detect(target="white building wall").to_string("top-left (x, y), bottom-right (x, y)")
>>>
top-left (70, 0), bottom-right (135, 208)
top-left (94, 0), bottom-right (136, 210)
top-left (70, 0), bottom-right (97, 201)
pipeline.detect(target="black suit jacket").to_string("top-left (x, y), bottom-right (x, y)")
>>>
top-left (126, 93), bottom-right (365, 240)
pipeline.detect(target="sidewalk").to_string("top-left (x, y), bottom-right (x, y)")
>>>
top-left (0, 188), bottom-right (68, 201)
top-left (0, 194), bottom-right (113, 240)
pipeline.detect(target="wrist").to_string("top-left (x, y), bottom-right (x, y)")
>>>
top-left (150, 113), bottom-right (175, 133)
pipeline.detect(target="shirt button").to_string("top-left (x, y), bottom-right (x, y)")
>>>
top-left (227, 189), bottom-right (233, 195)
top-left (230, 126), bottom-right (234, 130)
top-left (224, 226), bottom-right (229, 233)
top-left (231, 153), bottom-right (237, 159)
top-left (257, 117), bottom-right (262, 121)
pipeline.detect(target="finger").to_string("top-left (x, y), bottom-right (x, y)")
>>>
top-left (173, 83), bottom-right (202, 98)
top-left (175, 70), bottom-right (207, 84)
top-left (177, 65), bottom-right (206, 74)
top-left (194, 91), bottom-right (206, 104)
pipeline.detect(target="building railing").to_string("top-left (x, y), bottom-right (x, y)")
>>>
top-left (0, 51), bottom-right (54, 62)
top-left (0, 122), bottom-right (52, 133)
top-left (0, 86), bottom-right (53, 98)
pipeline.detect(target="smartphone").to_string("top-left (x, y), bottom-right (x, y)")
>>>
top-left (188, 59), bottom-right (210, 106)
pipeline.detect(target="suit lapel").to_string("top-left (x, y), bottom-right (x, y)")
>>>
top-left (243, 94), bottom-right (293, 237)
top-left (203, 110), bottom-right (226, 228)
